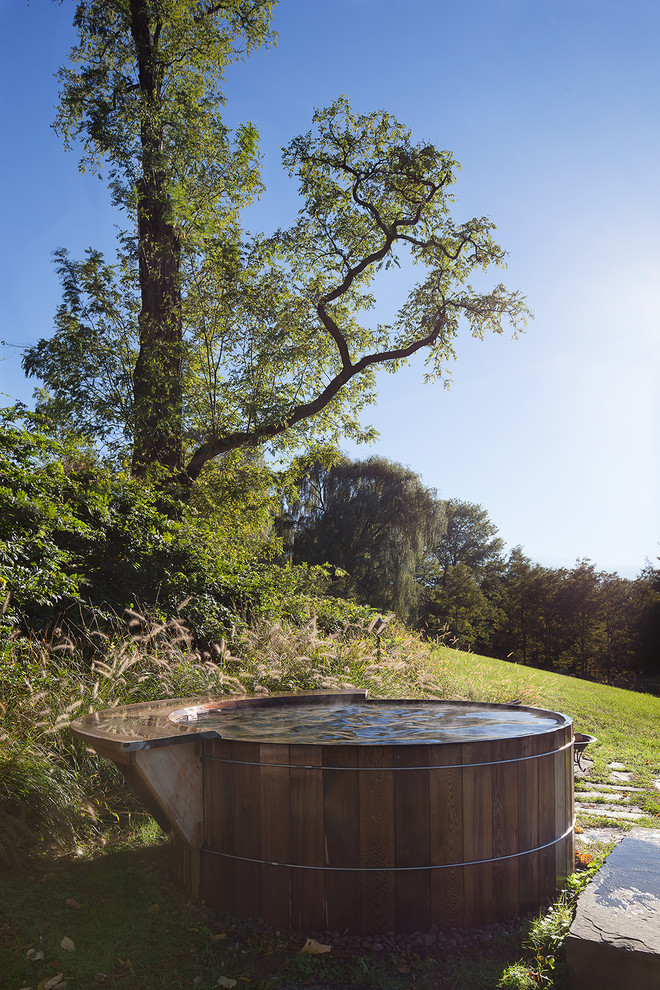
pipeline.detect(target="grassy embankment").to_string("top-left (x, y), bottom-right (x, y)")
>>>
top-left (1, 619), bottom-right (659, 989)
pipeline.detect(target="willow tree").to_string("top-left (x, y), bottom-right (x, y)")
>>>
top-left (26, 2), bottom-right (530, 480)
top-left (289, 456), bottom-right (446, 621)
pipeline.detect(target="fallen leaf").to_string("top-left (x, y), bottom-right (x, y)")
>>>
top-left (65, 899), bottom-right (81, 910)
top-left (209, 933), bottom-right (226, 941)
top-left (60, 936), bottom-right (75, 952)
top-left (300, 938), bottom-right (332, 955)
top-left (39, 974), bottom-right (64, 990)
top-left (148, 903), bottom-right (160, 914)
top-left (26, 948), bottom-right (45, 960)
top-left (216, 979), bottom-right (237, 988)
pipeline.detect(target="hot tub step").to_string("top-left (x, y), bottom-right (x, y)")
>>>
top-left (565, 828), bottom-right (660, 990)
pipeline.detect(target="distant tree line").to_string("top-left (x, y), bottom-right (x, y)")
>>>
top-left (286, 457), bottom-right (660, 686)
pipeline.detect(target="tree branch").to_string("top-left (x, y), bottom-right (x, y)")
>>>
top-left (183, 304), bottom-right (448, 480)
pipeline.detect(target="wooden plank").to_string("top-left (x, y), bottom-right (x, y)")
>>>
top-left (517, 734), bottom-right (541, 911)
top-left (462, 741), bottom-right (494, 926)
top-left (203, 739), bottom-right (236, 911)
top-left (323, 745), bottom-right (361, 932)
top-left (290, 745), bottom-right (325, 931)
top-left (133, 740), bottom-right (203, 846)
top-left (232, 741), bottom-right (262, 920)
top-left (492, 740), bottom-right (520, 921)
top-left (200, 847), bottom-right (235, 912)
top-left (556, 726), bottom-right (574, 883)
top-left (395, 746), bottom-right (430, 932)
top-left (429, 743), bottom-right (464, 928)
top-left (359, 746), bottom-right (396, 933)
top-left (170, 833), bottom-right (202, 899)
top-left (537, 731), bottom-right (558, 900)
top-left (260, 743), bottom-right (291, 927)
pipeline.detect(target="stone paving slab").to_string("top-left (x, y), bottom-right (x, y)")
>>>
top-left (578, 789), bottom-right (639, 802)
top-left (575, 805), bottom-right (645, 821)
top-left (580, 782), bottom-right (644, 792)
top-left (565, 828), bottom-right (660, 990)
top-left (609, 770), bottom-right (632, 783)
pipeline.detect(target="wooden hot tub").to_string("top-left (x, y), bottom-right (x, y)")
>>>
top-left (71, 690), bottom-right (574, 933)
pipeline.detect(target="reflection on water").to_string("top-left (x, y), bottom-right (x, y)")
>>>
top-left (76, 701), bottom-right (211, 742)
top-left (173, 701), bottom-right (563, 745)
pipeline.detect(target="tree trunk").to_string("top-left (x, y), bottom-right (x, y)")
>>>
top-left (129, 0), bottom-right (184, 477)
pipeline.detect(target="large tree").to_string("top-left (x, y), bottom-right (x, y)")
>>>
top-left (430, 499), bottom-right (505, 586)
top-left (25, 3), bottom-right (529, 480)
top-left (290, 457), bottom-right (446, 621)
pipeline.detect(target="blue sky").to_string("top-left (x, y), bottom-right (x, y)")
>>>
top-left (1, 0), bottom-right (658, 577)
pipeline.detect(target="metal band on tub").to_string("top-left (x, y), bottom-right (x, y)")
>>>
top-left (205, 819), bottom-right (576, 872)
top-left (202, 735), bottom-right (574, 771)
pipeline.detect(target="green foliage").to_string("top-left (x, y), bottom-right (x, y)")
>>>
top-left (421, 561), bottom-right (500, 649)
top-left (290, 456), bottom-right (446, 621)
top-left (27, 2), bottom-right (530, 477)
top-left (0, 405), bottom-right (305, 635)
top-left (22, 247), bottom-right (138, 458)
top-left (0, 740), bottom-right (89, 866)
top-left (431, 499), bottom-right (505, 583)
top-left (491, 549), bottom-right (657, 682)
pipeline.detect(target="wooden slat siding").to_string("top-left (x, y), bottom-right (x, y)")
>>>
top-left (230, 741), bottom-right (262, 920)
top-left (517, 733), bottom-right (541, 911)
top-left (553, 730), bottom-right (566, 888)
top-left (491, 739), bottom-right (520, 921)
top-left (555, 726), bottom-right (574, 884)
top-left (429, 743), bottom-right (464, 928)
top-left (290, 745), bottom-right (325, 931)
top-left (260, 743), bottom-right (291, 927)
top-left (462, 741), bottom-right (494, 926)
top-left (202, 739), bottom-right (236, 911)
top-left (322, 745), bottom-right (361, 932)
top-left (567, 727), bottom-right (575, 877)
top-left (537, 730), bottom-right (558, 903)
top-left (358, 745), bottom-right (396, 933)
top-left (395, 745), bottom-right (431, 933)
top-left (170, 833), bottom-right (201, 899)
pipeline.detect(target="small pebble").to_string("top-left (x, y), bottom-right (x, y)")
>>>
top-left (202, 905), bottom-right (519, 958)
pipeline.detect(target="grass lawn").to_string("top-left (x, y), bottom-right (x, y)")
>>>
top-left (1, 644), bottom-right (658, 990)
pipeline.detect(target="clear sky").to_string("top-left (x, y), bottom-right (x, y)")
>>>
top-left (1, 0), bottom-right (658, 578)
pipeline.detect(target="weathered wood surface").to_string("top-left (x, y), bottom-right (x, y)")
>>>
top-left (198, 728), bottom-right (574, 933)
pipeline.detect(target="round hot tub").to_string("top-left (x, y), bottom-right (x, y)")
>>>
top-left (71, 690), bottom-right (574, 933)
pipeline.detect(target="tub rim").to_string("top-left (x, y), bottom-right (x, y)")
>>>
top-left (70, 689), bottom-right (572, 757)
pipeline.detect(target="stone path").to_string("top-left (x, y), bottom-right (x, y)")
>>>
top-left (575, 757), bottom-right (649, 828)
